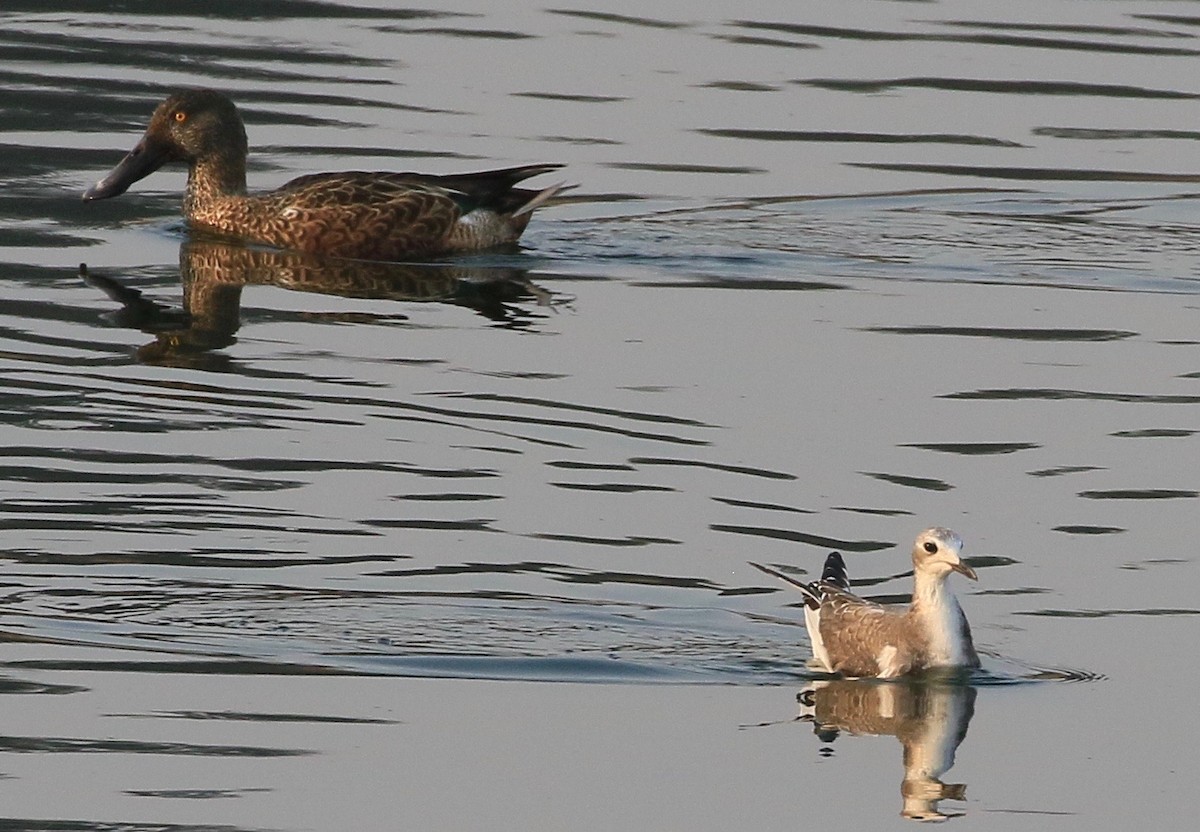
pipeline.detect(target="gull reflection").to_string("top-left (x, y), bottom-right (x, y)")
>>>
top-left (799, 677), bottom-right (976, 821)
top-left (83, 238), bottom-right (558, 367)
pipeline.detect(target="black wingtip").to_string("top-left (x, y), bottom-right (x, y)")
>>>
top-left (748, 561), bottom-right (822, 607)
top-left (821, 551), bottom-right (849, 590)
top-left (748, 561), bottom-right (805, 589)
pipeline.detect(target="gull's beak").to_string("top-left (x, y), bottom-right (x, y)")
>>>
top-left (951, 560), bottom-right (978, 581)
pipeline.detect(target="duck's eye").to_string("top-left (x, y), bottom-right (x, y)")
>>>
top-left (174, 111), bottom-right (187, 123)
top-left (923, 541), bottom-right (938, 554)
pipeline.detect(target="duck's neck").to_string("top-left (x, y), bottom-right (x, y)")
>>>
top-left (184, 152), bottom-right (247, 217)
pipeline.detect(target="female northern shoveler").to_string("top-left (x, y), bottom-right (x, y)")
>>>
top-left (83, 89), bottom-right (568, 260)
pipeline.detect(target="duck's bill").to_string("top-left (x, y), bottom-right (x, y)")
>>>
top-left (951, 561), bottom-right (978, 581)
top-left (83, 135), bottom-right (175, 201)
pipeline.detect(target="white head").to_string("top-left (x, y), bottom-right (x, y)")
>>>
top-left (912, 527), bottom-right (977, 581)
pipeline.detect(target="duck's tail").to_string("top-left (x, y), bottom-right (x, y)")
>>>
top-left (512, 179), bottom-right (574, 218)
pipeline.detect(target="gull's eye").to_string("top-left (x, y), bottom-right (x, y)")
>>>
top-left (923, 541), bottom-right (938, 554)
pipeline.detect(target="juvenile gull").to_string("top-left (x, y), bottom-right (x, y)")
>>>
top-left (751, 527), bottom-right (979, 678)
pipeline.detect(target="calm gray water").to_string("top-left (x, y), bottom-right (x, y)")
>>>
top-left (3, 1), bottom-right (1200, 829)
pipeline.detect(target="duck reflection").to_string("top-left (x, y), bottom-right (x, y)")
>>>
top-left (799, 678), bottom-right (976, 821)
top-left (83, 238), bottom-right (557, 366)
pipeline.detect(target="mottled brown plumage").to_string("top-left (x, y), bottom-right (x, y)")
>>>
top-left (751, 527), bottom-right (980, 678)
top-left (83, 89), bottom-right (567, 259)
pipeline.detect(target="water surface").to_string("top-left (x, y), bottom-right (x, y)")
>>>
top-left (3, 1), bottom-right (1200, 828)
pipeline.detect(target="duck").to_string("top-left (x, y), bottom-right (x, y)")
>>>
top-left (82, 89), bottom-right (568, 260)
top-left (751, 527), bottom-right (979, 678)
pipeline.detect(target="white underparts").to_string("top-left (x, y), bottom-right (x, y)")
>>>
top-left (914, 580), bottom-right (970, 666)
top-left (804, 606), bottom-right (832, 671)
top-left (876, 644), bottom-right (903, 678)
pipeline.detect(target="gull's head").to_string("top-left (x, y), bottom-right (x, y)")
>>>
top-left (912, 527), bottom-right (977, 581)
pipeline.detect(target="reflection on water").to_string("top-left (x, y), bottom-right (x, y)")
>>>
top-left (799, 678), bottom-right (976, 822)
top-left (84, 238), bottom-right (558, 366)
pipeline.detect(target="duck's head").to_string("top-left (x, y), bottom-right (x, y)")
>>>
top-left (912, 527), bottom-right (977, 581)
top-left (83, 89), bottom-right (247, 201)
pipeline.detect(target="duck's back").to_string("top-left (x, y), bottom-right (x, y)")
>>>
top-left (191, 165), bottom-right (565, 260)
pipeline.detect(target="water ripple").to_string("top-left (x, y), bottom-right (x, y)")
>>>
top-left (697, 128), bottom-right (1024, 148)
top-left (901, 442), bottom-right (1039, 455)
top-left (1077, 489), bottom-right (1197, 500)
top-left (798, 76), bottom-right (1200, 98)
top-left (733, 19), bottom-right (1200, 57)
top-left (630, 456), bottom-right (796, 480)
top-left (865, 325), bottom-right (1137, 341)
top-left (1017, 608), bottom-right (1200, 618)
top-left (943, 388), bottom-right (1200, 404)
top-left (0, 735), bottom-right (312, 757)
top-left (860, 472), bottom-right (955, 492)
top-left (710, 525), bottom-right (892, 552)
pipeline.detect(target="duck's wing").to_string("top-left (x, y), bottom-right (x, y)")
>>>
top-left (243, 175), bottom-right (466, 258)
top-left (413, 164), bottom-right (567, 214)
top-left (256, 167), bottom-right (566, 258)
top-left (279, 164), bottom-right (565, 214)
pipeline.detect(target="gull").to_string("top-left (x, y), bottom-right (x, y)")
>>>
top-left (751, 527), bottom-right (979, 678)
